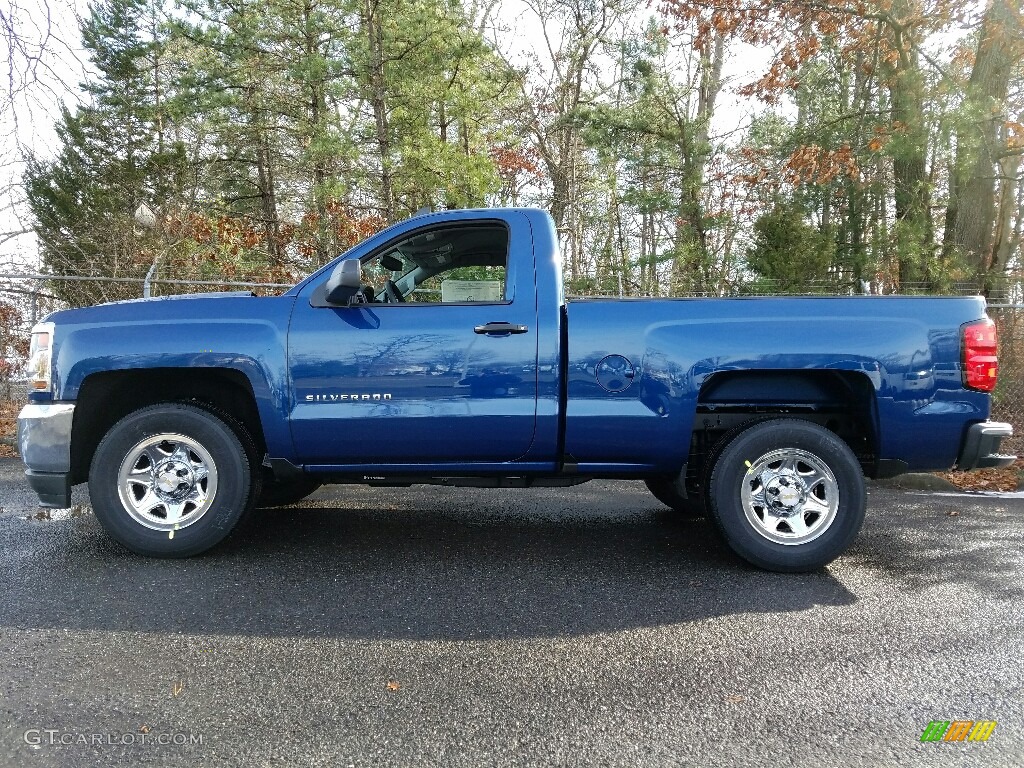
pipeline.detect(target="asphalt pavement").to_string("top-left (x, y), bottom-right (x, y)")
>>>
top-left (0, 457), bottom-right (1022, 767)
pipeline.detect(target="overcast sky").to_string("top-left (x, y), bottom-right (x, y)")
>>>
top-left (2, 0), bottom-right (90, 267)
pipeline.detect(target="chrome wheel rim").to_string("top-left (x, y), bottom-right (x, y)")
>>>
top-left (741, 448), bottom-right (839, 546)
top-left (116, 433), bottom-right (218, 531)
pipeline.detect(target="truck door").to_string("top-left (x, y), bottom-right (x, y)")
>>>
top-left (288, 213), bottom-right (538, 465)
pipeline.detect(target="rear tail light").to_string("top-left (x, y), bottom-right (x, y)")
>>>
top-left (962, 318), bottom-right (998, 392)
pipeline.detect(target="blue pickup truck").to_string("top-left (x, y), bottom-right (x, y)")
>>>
top-left (17, 208), bottom-right (1015, 571)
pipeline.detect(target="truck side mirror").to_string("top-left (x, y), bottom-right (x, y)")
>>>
top-left (324, 259), bottom-right (364, 306)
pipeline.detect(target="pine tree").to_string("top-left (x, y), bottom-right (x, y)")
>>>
top-left (25, 0), bottom-right (184, 306)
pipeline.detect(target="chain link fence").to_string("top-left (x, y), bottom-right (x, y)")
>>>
top-left (990, 304), bottom-right (1024, 457)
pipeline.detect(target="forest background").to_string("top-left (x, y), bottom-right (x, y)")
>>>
top-left (2, 0), bottom-right (1021, 302)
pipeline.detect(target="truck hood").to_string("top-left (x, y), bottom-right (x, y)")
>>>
top-left (44, 291), bottom-right (262, 325)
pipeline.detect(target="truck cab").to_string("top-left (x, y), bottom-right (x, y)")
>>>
top-left (287, 209), bottom-right (562, 471)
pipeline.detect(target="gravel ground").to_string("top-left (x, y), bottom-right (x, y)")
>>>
top-left (0, 457), bottom-right (1022, 768)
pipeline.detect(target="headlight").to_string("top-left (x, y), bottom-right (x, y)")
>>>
top-left (27, 322), bottom-right (55, 393)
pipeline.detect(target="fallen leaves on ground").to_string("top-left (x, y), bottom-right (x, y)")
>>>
top-left (0, 399), bottom-right (18, 457)
top-left (935, 459), bottom-right (1023, 492)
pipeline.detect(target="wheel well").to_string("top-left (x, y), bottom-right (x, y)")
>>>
top-left (70, 368), bottom-right (267, 484)
top-left (686, 370), bottom-right (879, 492)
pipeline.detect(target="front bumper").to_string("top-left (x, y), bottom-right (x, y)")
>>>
top-left (956, 421), bottom-right (1016, 471)
top-left (17, 402), bottom-right (75, 508)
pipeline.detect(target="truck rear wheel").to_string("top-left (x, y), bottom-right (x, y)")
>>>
top-left (89, 403), bottom-right (258, 557)
top-left (644, 477), bottom-right (706, 517)
top-left (707, 419), bottom-right (865, 572)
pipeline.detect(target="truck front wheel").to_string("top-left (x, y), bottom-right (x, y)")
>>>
top-left (89, 403), bottom-right (258, 557)
top-left (707, 419), bottom-right (865, 572)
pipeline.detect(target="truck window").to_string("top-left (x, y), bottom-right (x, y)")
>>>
top-left (364, 223), bottom-right (509, 303)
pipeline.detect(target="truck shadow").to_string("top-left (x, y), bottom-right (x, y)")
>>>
top-left (0, 482), bottom-right (860, 640)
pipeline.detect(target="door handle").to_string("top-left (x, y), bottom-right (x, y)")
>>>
top-left (474, 322), bottom-right (529, 335)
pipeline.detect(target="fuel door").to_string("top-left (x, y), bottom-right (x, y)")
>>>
top-left (595, 354), bottom-right (635, 392)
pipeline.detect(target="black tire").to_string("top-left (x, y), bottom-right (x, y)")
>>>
top-left (707, 419), bottom-right (865, 572)
top-left (182, 399), bottom-right (264, 529)
top-left (89, 403), bottom-right (258, 558)
top-left (644, 477), bottom-right (706, 517)
top-left (644, 424), bottom-right (747, 518)
top-left (257, 476), bottom-right (322, 508)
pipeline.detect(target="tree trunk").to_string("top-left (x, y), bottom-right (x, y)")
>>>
top-left (944, 0), bottom-right (1022, 289)
top-left (254, 131), bottom-right (282, 265)
top-left (363, 0), bottom-right (395, 221)
top-left (304, 0), bottom-right (330, 261)
top-left (990, 149), bottom-right (1021, 299)
top-left (245, 85), bottom-right (281, 266)
top-left (672, 32), bottom-right (724, 294)
top-left (884, 33), bottom-right (930, 289)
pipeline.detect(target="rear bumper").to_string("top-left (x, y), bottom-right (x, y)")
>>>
top-left (956, 421), bottom-right (1016, 471)
top-left (17, 402), bottom-right (75, 508)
